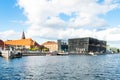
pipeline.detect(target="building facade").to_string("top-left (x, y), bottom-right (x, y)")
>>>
top-left (58, 40), bottom-right (68, 52)
top-left (4, 31), bottom-right (40, 50)
top-left (5, 38), bottom-right (40, 49)
top-left (68, 37), bottom-right (106, 54)
top-left (42, 41), bottom-right (58, 52)
top-left (0, 39), bottom-right (4, 50)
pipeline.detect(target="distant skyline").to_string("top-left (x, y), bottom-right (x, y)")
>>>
top-left (0, 0), bottom-right (120, 48)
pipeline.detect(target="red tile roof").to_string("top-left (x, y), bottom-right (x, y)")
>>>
top-left (42, 41), bottom-right (57, 45)
top-left (5, 38), bottom-right (39, 46)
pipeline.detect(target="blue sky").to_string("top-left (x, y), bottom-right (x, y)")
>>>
top-left (0, 0), bottom-right (120, 48)
top-left (0, 0), bottom-right (27, 32)
top-left (101, 8), bottom-right (120, 26)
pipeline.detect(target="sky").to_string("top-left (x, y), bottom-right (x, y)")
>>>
top-left (0, 0), bottom-right (120, 48)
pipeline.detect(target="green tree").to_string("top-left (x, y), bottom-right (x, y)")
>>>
top-left (30, 47), bottom-right (39, 51)
top-left (42, 47), bottom-right (49, 52)
top-left (117, 49), bottom-right (120, 53)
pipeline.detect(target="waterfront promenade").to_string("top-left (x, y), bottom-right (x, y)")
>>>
top-left (21, 50), bottom-right (115, 56)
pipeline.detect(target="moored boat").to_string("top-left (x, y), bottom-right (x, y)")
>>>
top-left (88, 52), bottom-right (95, 56)
top-left (57, 52), bottom-right (68, 55)
top-left (1, 47), bottom-right (22, 59)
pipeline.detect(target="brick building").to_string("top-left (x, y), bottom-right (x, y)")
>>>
top-left (0, 39), bottom-right (4, 50)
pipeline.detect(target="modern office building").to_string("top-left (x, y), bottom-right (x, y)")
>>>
top-left (58, 40), bottom-right (68, 52)
top-left (68, 37), bottom-right (106, 54)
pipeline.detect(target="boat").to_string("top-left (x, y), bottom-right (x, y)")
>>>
top-left (57, 52), bottom-right (68, 55)
top-left (88, 52), bottom-right (95, 56)
top-left (46, 52), bottom-right (52, 56)
top-left (46, 54), bottom-right (51, 56)
top-left (1, 47), bottom-right (22, 59)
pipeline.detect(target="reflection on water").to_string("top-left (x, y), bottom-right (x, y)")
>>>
top-left (0, 54), bottom-right (120, 80)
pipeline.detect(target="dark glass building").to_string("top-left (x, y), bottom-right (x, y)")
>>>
top-left (58, 40), bottom-right (68, 52)
top-left (68, 37), bottom-right (106, 54)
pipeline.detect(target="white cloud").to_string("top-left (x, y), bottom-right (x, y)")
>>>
top-left (0, 30), bottom-right (20, 41)
top-left (17, 0), bottom-right (120, 47)
top-left (94, 26), bottom-right (120, 41)
top-left (10, 20), bottom-right (26, 25)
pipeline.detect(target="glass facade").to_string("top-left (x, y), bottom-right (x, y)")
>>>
top-left (68, 37), bottom-right (106, 54)
top-left (58, 40), bottom-right (68, 52)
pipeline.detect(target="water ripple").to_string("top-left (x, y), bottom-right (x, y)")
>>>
top-left (0, 54), bottom-right (120, 80)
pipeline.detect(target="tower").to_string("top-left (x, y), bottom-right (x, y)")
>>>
top-left (22, 31), bottom-right (25, 39)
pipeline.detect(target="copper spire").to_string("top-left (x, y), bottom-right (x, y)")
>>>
top-left (22, 31), bottom-right (25, 39)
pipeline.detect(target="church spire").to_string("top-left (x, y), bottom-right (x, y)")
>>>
top-left (22, 31), bottom-right (25, 39)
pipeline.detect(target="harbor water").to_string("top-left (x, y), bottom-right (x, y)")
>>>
top-left (0, 54), bottom-right (120, 80)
